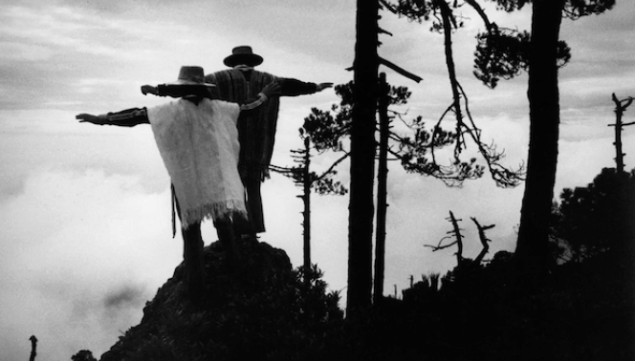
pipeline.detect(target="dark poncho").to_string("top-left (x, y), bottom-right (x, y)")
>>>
top-left (205, 69), bottom-right (281, 179)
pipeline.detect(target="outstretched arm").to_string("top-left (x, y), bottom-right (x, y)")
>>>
top-left (142, 84), bottom-right (215, 99)
top-left (278, 78), bottom-right (333, 97)
top-left (76, 108), bottom-right (149, 127)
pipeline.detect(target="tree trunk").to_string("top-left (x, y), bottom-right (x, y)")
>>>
top-left (515, 0), bottom-right (565, 281)
top-left (302, 137), bottom-right (312, 282)
top-left (374, 73), bottom-right (389, 303)
top-left (29, 335), bottom-right (38, 361)
top-left (347, 0), bottom-right (379, 316)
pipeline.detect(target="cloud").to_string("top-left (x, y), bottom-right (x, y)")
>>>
top-left (0, 168), bottom-right (182, 360)
top-left (0, 0), bottom-right (632, 359)
top-left (0, 3), bottom-right (174, 60)
top-left (0, 42), bottom-right (54, 61)
top-left (0, 2), bottom-right (217, 111)
top-left (104, 285), bottom-right (145, 311)
top-left (0, 109), bottom-right (169, 199)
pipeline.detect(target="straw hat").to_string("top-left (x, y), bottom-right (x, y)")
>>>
top-left (167, 66), bottom-right (215, 87)
top-left (223, 46), bottom-right (264, 67)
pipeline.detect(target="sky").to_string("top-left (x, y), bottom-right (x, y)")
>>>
top-left (1, 0), bottom-right (634, 360)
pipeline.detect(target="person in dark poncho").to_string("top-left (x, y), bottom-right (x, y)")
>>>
top-left (205, 46), bottom-right (333, 239)
top-left (76, 66), bottom-right (280, 301)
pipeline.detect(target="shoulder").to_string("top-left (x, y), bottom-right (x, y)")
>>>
top-left (147, 101), bottom-right (179, 124)
top-left (206, 69), bottom-right (244, 84)
top-left (149, 100), bottom-right (177, 112)
top-left (257, 70), bottom-right (278, 81)
top-left (205, 68), bottom-right (228, 77)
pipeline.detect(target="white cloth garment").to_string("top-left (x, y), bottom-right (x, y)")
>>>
top-left (148, 98), bottom-right (247, 228)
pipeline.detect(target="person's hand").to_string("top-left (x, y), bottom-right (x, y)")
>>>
top-left (141, 85), bottom-right (159, 96)
top-left (76, 113), bottom-right (106, 125)
top-left (316, 82), bottom-right (333, 92)
top-left (261, 82), bottom-right (281, 98)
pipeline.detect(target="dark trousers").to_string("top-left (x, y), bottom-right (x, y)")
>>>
top-left (181, 222), bottom-right (205, 299)
top-left (175, 193), bottom-right (239, 300)
top-left (242, 171), bottom-right (266, 235)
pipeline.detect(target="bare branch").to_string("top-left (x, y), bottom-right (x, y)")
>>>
top-left (379, 56), bottom-right (423, 83)
top-left (457, 82), bottom-right (526, 187)
top-left (379, 0), bottom-right (398, 14)
top-left (379, 26), bottom-right (394, 36)
top-left (429, 104), bottom-right (455, 166)
top-left (613, 92), bottom-right (634, 112)
top-left (463, 0), bottom-right (493, 32)
top-left (448, 210), bottom-right (463, 265)
top-left (471, 217), bottom-right (494, 264)
top-left (424, 238), bottom-right (458, 251)
top-left (269, 164), bottom-right (297, 175)
top-left (315, 152), bottom-right (350, 181)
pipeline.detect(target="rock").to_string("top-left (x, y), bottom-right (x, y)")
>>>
top-left (99, 238), bottom-right (341, 361)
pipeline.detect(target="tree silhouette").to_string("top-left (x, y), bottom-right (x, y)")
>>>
top-left (383, 0), bottom-right (527, 187)
top-left (387, 0), bottom-right (615, 281)
top-left (374, 73), bottom-right (391, 302)
top-left (609, 93), bottom-right (635, 173)
top-left (71, 350), bottom-right (97, 361)
top-left (425, 211), bottom-right (466, 265)
top-left (345, 0), bottom-right (526, 315)
top-left (551, 166), bottom-right (635, 357)
top-left (347, 0), bottom-right (381, 316)
top-left (29, 335), bottom-right (37, 361)
top-left (271, 133), bottom-right (347, 282)
top-left (552, 167), bottom-right (635, 262)
top-left (304, 81), bottom-right (494, 182)
top-left (425, 211), bottom-right (495, 267)
top-left (502, 0), bottom-right (614, 281)
top-left (306, 71), bottom-right (513, 304)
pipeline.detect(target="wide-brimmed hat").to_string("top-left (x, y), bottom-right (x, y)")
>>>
top-left (223, 46), bottom-right (264, 67)
top-left (166, 66), bottom-right (215, 87)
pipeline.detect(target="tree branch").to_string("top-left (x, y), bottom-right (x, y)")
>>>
top-left (315, 152), bottom-right (350, 181)
top-left (463, 0), bottom-right (493, 32)
top-left (435, 0), bottom-right (467, 161)
top-left (448, 211), bottom-right (464, 265)
top-left (379, 26), bottom-right (394, 36)
top-left (379, 0), bottom-right (398, 14)
top-left (471, 217), bottom-right (494, 264)
top-left (456, 82), bottom-right (526, 187)
top-left (379, 56), bottom-right (423, 83)
top-left (425, 237), bottom-right (458, 251)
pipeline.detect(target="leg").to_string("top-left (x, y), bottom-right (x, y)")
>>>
top-left (182, 222), bottom-right (205, 301)
top-left (215, 217), bottom-right (241, 268)
top-left (173, 190), bottom-right (205, 301)
top-left (244, 171), bottom-right (266, 234)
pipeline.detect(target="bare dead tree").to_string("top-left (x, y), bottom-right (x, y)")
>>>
top-left (471, 217), bottom-right (495, 264)
top-left (374, 72), bottom-right (391, 303)
top-left (609, 93), bottom-right (635, 173)
top-left (425, 211), bottom-right (464, 265)
top-left (425, 212), bottom-right (495, 266)
top-left (294, 138), bottom-right (312, 279)
top-left (29, 335), bottom-right (37, 361)
top-left (270, 137), bottom-right (348, 284)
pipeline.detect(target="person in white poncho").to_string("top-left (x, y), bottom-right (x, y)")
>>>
top-left (76, 66), bottom-right (280, 300)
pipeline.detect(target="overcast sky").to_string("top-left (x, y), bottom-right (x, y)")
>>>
top-left (1, 0), bottom-right (634, 360)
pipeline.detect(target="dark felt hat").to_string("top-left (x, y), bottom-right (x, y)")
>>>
top-left (223, 46), bottom-right (264, 67)
top-left (166, 66), bottom-right (215, 87)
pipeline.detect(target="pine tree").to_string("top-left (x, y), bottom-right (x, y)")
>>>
top-left (347, 0), bottom-right (381, 316)
top-left (387, 0), bottom-right (616, 281)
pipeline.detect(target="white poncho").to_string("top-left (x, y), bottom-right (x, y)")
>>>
top-left (148, 98), bottom-right (247, 228)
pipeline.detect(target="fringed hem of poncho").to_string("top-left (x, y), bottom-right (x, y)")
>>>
top-left (180, 199), bottom-right (247, 229)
